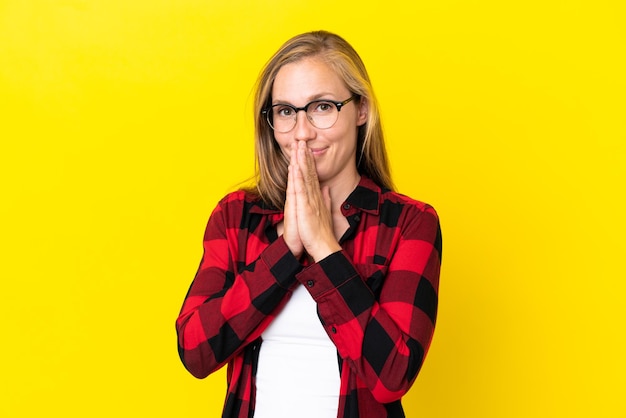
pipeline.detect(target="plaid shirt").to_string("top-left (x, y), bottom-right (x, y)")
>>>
top-left (176, 176), bottom-right (442, 418)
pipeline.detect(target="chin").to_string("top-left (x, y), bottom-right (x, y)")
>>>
top-left (314, 166), bottom-right (330, 182)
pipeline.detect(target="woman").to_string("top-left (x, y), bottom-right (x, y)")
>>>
top-left (176, 30), bottom-right (442, 418)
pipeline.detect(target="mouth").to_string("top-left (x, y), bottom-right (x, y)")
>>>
top-left (309, 147), bottom-right (328, 156)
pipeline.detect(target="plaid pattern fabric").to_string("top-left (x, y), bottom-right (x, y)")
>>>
top-left (176, 176), bottom-right (442, 418)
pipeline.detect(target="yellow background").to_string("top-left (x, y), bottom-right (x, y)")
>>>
top-left (1, 1), bottom-right (624, 417)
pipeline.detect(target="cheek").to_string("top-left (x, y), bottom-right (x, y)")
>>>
top-left (274, 136), bottom-right (291, 158)
top-left (328, 124), bottom-right (358, 150)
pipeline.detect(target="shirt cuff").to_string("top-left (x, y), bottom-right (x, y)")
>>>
top-left (296, 250), bottom-right (359, 298)
top-left (260, 236), bottom-right (302, 290)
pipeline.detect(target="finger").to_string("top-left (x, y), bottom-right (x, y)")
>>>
top-left (284, 163), bottom-right (293, 227)
top-left (284, 162), bottom-right (304, 258)
top-left (293, 142), bottom-right (308, 196)
top-left (292, 152), bottom-right (307, 199)
top-left (290, 143), bottom-right (306, 199)
top-left (298, 141), bottom-right (319, 185)
top-left (296, 142), bottom-right (321, 203)
top-left (286, 143), bottom-right (296, 198)
top-left (290, 141), bottom-right (298, 168)
top-left (286, 162), bottom-right (295, 206)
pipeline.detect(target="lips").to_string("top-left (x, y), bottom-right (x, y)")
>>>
top-left (309, 147), bottom-right (328, 156)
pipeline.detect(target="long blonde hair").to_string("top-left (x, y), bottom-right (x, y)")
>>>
top-left (251, 30), bottom-right (393, 210)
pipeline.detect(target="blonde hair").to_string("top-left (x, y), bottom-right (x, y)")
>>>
top-left (251, 30), bottom-right (393, 210)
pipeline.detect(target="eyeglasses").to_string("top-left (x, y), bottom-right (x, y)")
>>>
top-left (262, 96), bottom-right (356, 133)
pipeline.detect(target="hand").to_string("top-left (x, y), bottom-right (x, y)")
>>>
top-left (282, 144), bottom-right (304, 259)
top-left (289, 141), bottom-right (341, 262)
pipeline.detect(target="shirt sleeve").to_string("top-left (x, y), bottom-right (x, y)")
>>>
top-left (176, 198), bottom-right (302, 379)
top-left (295, 203), bottom-right (442, 403)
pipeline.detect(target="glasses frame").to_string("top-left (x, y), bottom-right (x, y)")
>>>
top-left (262, 95), bottom-right (356, 133)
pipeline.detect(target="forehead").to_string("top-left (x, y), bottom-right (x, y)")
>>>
top-left (272, 57), bottom-right (349, 103)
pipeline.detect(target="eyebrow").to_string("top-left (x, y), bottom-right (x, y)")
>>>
top-left (271, 92), bottom-right (338, 106)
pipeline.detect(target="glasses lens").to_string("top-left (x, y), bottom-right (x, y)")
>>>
top-left (267, 101), bottom-right (340, 132)
top-left (307, 101), bottom-right (338, 129)
top-left (269, 105), bottom-right (295, 133)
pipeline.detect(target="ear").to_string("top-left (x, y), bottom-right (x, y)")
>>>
top-left (356, 97), bottom-right (368, 126)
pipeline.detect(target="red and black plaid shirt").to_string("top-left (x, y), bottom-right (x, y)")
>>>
top-left (176, 176), bottom-right (442, 418)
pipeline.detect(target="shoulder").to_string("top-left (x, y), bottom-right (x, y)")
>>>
top-left (213, 189), bottom-right (280, 219)
top-left (379, 188), bottom-right (439, 220)
top-left (217, 189), bottom-right (254, 207)
top-left (355, 176), bottom-right (438, 223)
top-left (379, 190), bottom-right (441, 252)
top-left (204, 190), bottom-right (269, 235)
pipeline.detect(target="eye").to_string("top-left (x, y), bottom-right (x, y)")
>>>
top-left (274, 106), bottom-right (294, 118)
top-left (312, 101), bottom-right (334, 113)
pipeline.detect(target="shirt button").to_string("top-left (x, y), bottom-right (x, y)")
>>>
top-left (306, 280), bottom-right (314, 288)
top-left (354, 215), bottom-right (361, 222)
top-left (343, 203), bottom-right (351, 210)
top-left (331, 326), bottom-right (337, 333)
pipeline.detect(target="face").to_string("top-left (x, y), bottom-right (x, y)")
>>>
top-left (271, 57), bottom-right (367, 187)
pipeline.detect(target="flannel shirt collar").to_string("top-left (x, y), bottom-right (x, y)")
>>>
top-left (247, 175), bottom-right (382, 219)
top-left (342, 175), bottom-right (381, 216)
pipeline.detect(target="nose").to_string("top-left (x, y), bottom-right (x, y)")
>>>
top-left (293, 110), bottom-right (316, 141)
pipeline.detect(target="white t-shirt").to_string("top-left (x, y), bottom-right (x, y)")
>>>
top-left (254, 284), bottom-right (341, 418)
